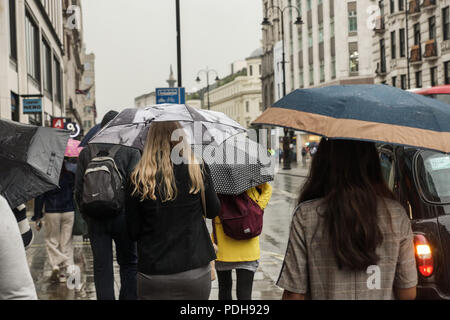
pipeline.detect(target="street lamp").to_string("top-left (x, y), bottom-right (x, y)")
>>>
top-left (195, 67), bottom-right (220, 110)
top-left (262, 4), bottom-right (303, 170)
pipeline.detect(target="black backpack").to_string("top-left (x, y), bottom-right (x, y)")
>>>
top-left (81, 145), bottom-right (125, 219)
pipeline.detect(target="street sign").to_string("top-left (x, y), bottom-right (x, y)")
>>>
top-left (65, 122), bottom-right (81, 138)
top-left (52, 118), bottom-right (65, 129)
top-left (156, 88), bottom-right (185, 104)
top-left (23, 98), bottom-right (42, 114)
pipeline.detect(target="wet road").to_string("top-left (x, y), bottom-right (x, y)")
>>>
top-left (26, 165), bottom-right (307, 300)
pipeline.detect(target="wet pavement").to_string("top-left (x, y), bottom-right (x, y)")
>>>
top-left (25, 162), bottom-right (308, 300)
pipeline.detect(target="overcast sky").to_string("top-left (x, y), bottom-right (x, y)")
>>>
top-left (81, 0), bottom-right (263, 121)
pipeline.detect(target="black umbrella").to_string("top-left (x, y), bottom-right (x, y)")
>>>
top-left (195, 134), bottom-right (275, 195)
top-left (0, 119), bottom-right (70, 208)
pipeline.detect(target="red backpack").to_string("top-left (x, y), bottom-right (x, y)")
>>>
top-left (216, 193), bottom-right (264, 240)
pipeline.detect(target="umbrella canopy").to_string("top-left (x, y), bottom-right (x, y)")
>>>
top-left (194, 134), bottom-right (275, 195)
top-left (0, 119), bottom-right (70, 208)
top-left (90, 104), bottom-right (246, 149)
top-left (79, 123), bottom-right (101, 147)
top-left (65, 139), bottom-right (83, 158)
top-left (253, 84), bottom-right (450, 154)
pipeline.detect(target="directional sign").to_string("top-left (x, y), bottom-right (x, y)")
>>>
top-left (156, 88), bottom-right (185, 105)
top-left (23, 98), bottom-right (42, 114)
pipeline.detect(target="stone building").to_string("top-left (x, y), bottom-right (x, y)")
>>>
top-left (373, 0), bottom-right (450, 89)
top-left (0, 0), bottom-right (65, 125)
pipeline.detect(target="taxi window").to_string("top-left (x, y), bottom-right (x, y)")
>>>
top-left (380, 151), bottom-right (395, 191)
top-left (416, 151), bottom-right (450, 204)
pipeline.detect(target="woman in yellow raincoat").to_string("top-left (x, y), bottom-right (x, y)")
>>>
top-left (213, 182), bottom-right (272, 300)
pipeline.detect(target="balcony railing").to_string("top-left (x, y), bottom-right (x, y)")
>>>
top-left (408, 0), bottom-right (420, 16)
top-left (410, 45), bottom-right (422, 63)
top-left (424, 39), bottom-right (438, 58)
top-left (423, 0), bottom-right (436, 9)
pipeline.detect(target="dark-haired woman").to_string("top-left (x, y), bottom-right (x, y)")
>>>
top-left (277, 139), bottom-right (418, 300)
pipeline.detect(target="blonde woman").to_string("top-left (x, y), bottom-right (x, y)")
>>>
top-left (126, 121), bottom-right (220, 300)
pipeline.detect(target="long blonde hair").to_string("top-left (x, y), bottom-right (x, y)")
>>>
top-left (130, 121), bottom-right (204, 202)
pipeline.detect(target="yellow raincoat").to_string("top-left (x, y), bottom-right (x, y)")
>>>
top-left (213, 183), bottom-right (272, 262)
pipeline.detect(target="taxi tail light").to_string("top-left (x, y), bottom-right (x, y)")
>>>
top-left (414, 234), bottom-right (434, 277)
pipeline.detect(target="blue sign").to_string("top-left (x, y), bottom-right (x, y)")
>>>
top-left (23, 98), bottom-right (42, 114)
top-left (156, 88), bottom-right (186, 105)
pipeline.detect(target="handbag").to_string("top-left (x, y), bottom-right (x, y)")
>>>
top-left (200, 188), bottom-right (218, 281)
top-left (72, 195), bottom-right (88, 236)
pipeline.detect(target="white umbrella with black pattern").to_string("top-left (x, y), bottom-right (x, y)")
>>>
top-left (194, 134), bottom-right (275, 195)
top-left (89, 104), bottom-right (246, 149)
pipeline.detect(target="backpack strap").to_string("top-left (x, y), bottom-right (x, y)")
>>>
top-left (88, 144), bottom-right (100, 157)
top-left (107, 145), bottom-right (121, 158)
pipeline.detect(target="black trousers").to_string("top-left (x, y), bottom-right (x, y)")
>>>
top-left (217, 269), bottom-right (255, 300)
top-left (87, 213), bottom-right (138, 300)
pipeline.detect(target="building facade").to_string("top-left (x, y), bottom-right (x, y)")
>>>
top-left (1, 0), bottom-right (65, 125)
top-left (373, 0), bottom-right (450, 89)
top-left (80, 47), bottom-right (96, 130)
top-left (0, 0), bottom-right (94, 136)
top-left (208, 49), bottom-right (264, 129)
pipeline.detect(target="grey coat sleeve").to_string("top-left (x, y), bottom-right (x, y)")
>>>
top-left (0, 196), bottom-right (37, 300)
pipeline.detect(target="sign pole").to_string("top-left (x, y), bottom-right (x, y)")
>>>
top-left (176, 0), bottom-right (182, 87)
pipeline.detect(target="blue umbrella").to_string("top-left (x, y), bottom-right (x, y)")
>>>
top-left (79, 124), bottom-right (101, 147)
top-left (253, 84), bottom-right (450, 153)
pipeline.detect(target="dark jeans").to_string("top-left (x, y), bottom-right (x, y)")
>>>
top-left (87, 213), bottom-right (137, 300)
top-left (217, 269), bottom-right (255, 300)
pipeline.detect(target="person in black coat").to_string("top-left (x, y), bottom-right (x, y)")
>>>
top-left (126, 121), bottom-right (220, 300)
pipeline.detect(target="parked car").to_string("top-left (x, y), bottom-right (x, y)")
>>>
top-left (379, 144), bottom-right (450, 299)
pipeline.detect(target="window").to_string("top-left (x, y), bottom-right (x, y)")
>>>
top-left (348, 3), bottom-right (357, 33)
top-left (429, 16), bottom-right (436, 40)
top-left (415, 71), bottom-right (422, 88)
top-left (25, 12), bottom-right (40, 83)
top-left (259, 64), bottom-right (261, 75)
top-left (390, 0), bottom-right (395, 14)
top-left (249, 65), bottom-right (253, 76)
top-left (398, 0), bottom-right (404, 11)
top-left (401, 74), bottom-right (407, 89)
top-left (430, 67), bottom-right (438, 86)
top-left (299, 67), bottom-right (304, 87)
top-left (246, 101), bottom-right (250, 113)
top-left (84, 63), bottom-right (91, 71)
top-left (330, 18), bottom-right (335, 38)
top-left (399, 28), bottom-right (406, 57)
top-left (391, 31), bottom-right (396, 59)
top-left (445, 61), bottom-right (450, 84)
top-left (349, 42), bottom-right (359, 73)
top-left (392, 76), bottom-right (397, 87)
top-left (331, 56), bottom-right (336, 79)
top-left (319, 23), bottom-right (324, 43)
top-left (9, 0), bottom-right (17, 61)
top-left (380, 39), bottom-right (386, 73)
top-left (309, 64), bottom-right (314, 85)
top-left (320, 60), bottom-right (325, 82)
top-left (414, 23), bottom-right (421, 46)
top-left (11, 92), bottom-right (19, 122)
top-left (444, 7), bottom-right (450, 41)
top-left (54, 57), bottom-right (62, 104)
top-left (307, 0), bottom-right (311, 10)
top-left (42, 40), bottom-right (52, 95)
top-left (308, 29), bottom-right (313, 47)
top-left (416, 151), bottom-right (450, 204)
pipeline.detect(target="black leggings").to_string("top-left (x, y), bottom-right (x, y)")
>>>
top-left (217, 269), bottom-right (255, 300)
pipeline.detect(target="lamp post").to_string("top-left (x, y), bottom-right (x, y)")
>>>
top-left (262, 4), bottom-right (303, 170)
top-left (195, 67), bottom-right (220, 110)
top-left (176, 0), bottom-right (182, 87)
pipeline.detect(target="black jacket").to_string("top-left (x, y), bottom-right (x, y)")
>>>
top-left (74, 144), bottom-right (142, 217)
top-left (34, 167), bottom-right (75, 219)
top-left (126, 164), bottom-right (220, 276)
